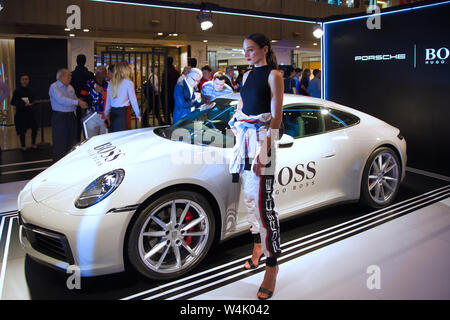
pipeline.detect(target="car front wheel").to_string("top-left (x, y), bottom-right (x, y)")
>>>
top-left (127, 191), bottom-right (215, 280)
top-left (360, 147), bottom-right (401, 209)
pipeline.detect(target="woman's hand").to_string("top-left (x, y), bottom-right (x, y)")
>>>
top-left (252, 154), bottom-right (264, 176)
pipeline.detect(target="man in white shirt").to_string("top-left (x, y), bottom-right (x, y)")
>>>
top-left (49, 68), bottom-right (88, 162)
top-left (173, 68), bottom-right (202, 123)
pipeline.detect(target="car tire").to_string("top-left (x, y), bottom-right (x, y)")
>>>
top-left (360, 147), bottom-right (401, 209)
top-left (127, 191), bottom-right (215, 280)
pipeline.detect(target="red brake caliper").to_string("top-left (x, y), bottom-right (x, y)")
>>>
top-left (184, 210), bottom-right (194, 246)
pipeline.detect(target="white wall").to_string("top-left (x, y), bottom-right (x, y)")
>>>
top-left (273, 47), bottom-right (292, 66)
top-left (67, 39), bottom-right (95, 72)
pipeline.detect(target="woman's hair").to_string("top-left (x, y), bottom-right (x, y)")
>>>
top-left (245, 33), bottom-right (278, 70)
top-left (110, 61), bottom-right (132, 98)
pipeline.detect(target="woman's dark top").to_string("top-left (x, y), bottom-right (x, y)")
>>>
top-left (240, 65), bottom-right (272, 116)
top-left (11, 86), bottom-right (37, 133)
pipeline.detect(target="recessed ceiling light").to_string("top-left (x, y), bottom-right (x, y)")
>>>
top-left (83, 29), bottom-right (89, 32)
top-left (69, 34), bottom-right (75, 37)
top-left (172, 33), bottom-right (178, 36)
top-left (203, 40), bottom-right (208, 43)
top-left (157, 32), bottom-right (163, 36)
top-left (64, 28), bottom-right (71, 32)
top-left (313, 42), bottom-right (318, 46)
top-left (296, 45), bottom-right (300, 48)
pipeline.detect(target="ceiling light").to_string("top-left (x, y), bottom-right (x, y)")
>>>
top-left (296, 45), bottom-right (300, 48)
top-left (69, 34), bottom-right (75, 37)
top-left (313, 24), bottom-right (323, 39)
top-left (83, 29), bottom-right (90, 32)
top-left (197, 10), bottom-right (213, 30)
top-left (157, 32), bottom-right (163, 36)
top-left (64, 28), bottom-right (71, 31)
top-left (203, 40), bottom-right (208, 43)
top-left (313, 42), bottom-right (318, 46)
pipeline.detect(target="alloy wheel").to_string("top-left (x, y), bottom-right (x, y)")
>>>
top-left (367, 151), bottom-right (400, 205)
top-left (137, 199), bottom-right (210, 274)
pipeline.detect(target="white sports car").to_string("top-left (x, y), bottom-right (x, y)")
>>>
top-left (18, 94), bottom-right (407, 280)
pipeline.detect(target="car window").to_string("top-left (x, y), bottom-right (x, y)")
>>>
top-left (323, 108), bottom-right (360, 131)
top-left (156, 98), bottom-right (237, 148)
top-left (282, 105), bottom-right (325, 139)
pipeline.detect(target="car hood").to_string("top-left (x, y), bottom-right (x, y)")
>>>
top-left (31, 127), bottom-right (177, 202)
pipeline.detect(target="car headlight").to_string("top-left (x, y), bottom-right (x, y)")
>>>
top-left (75, 169), bottom-right (125, 209)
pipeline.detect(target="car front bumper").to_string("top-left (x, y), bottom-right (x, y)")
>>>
top-left (19, 197), bottom-right (136, 277)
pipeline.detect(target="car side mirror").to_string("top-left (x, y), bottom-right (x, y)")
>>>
top-left (277, 134), bottom-right (294, 148)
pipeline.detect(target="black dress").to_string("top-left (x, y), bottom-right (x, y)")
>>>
top-left (11, 86), bottom-right (38, 147)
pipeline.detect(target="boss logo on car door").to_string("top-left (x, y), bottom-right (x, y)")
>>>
top-left (92, 142), bottom-right (125, 162)
top-left (274, 161), bottom-right (316, 194)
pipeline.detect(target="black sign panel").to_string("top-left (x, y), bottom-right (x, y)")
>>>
top-left (324, 2), bottom-right (450, 176)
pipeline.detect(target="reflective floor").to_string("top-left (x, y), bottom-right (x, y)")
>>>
top-left (0, 150), bottom-right (449, 300)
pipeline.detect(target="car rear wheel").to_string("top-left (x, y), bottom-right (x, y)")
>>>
top-left (360, 147), bottom-right (401, 209)
top-left (127, 191), bottom-right (215, 280)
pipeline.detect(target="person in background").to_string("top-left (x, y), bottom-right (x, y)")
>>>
top-left (225, 66), bottom-right (239, 92)
top-left (162, 57), bottom-right (180, 124)
top-left (106, 64), bottom-right (115, 84)
top-left (188, 58), bottom-right (197, 68)
top-left (71, 54), bottom-right (94, 142)
top-left (0, 80), bottom-right (9, 105)
top-left (294, 68), bottom-right (302, 95)
top-left (0, 80), bottom-right (10, 160)
top-left (143, 66), bottom-right (164, 126)
top-left (49, 68), bottom-right (88, 162)
top-left (283, 67), bottom-right (297, 94)
top-left (299, 68), bottom-right (311, 96)
top-left (11, 74), bottom-right (38, 151)
top-left (308, 69), bottom-right (321, 98)
top-left (104, 61), bottom-right (141, 132)
top-left (201, 71), bottom-right (233, 102)
top-left (83, 66), bottom-right (108, 138)
top-left (236, 69), bottom-right (245, 92)
top-left (199, 65), bottom-right (213, 91)
top-left (173, 68), bottom-right (202, 123)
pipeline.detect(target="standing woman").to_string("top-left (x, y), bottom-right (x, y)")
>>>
top-left (11, 74), bottom-right (38, 151)
top-left (104, 61), bottom-right (141, 132)
top-left (229, 33), bottom-right (284, 299)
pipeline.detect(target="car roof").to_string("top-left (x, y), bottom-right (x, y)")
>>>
top-left (223, 93), bottom-right (340, 109)
top-left (220, 93), bottom-right (376, 122)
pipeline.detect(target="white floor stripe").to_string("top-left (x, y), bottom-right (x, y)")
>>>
top-left (167, 192), bottom-right (450, 300)
top-left (127, 188), bottom-right (450, 300)
top-left (406, 167), bottom-right (450, 182)
top-left (0, 217), bottom-right (14, 300)
top-left (280, 186), bottom-right (450, 250)
top-left (1, 167), bottom-right (49, 175)
top-left (0, 159), bottom-right (52, 168)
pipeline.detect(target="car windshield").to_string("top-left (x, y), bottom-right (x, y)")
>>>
top-left (155, 98), bottom-right (238, 148)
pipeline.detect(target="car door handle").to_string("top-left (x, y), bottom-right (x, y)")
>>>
top-left (322, 153), bottom-right (336, 158)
